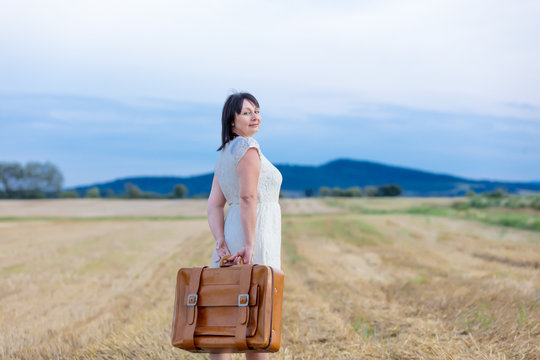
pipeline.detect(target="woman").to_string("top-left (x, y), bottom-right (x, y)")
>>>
top-left (207, 92), bottom-right (283, 360)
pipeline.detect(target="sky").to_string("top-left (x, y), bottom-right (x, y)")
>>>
top-left (1, 0), bottom-right (539, 187)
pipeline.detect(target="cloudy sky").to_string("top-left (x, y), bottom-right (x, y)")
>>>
top-left (1, 0), bottom-right (539, 187)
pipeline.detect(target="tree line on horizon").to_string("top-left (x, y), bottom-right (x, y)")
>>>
top-left (0, 160), bottom-right (409, 200)
top-left (66, 182), bottom-right (189, 199)
top-left (0, 161), bottom-right (63, 199)
top-left (0, 161), bottom-right (189, 199)
top-left (308, 184), bottom-right (402, 197)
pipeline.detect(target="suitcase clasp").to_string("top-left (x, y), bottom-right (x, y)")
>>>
top-left (187, 294), bottom-right (198, 306)
top-left (238, 294), bottom-right (249, 307)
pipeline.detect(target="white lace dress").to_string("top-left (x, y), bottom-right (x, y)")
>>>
top-left (211, 136), bottom-right (283, 270)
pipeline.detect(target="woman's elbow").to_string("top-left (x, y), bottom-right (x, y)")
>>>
top-left (239, 193), bottom-right (257, 205)
top-left (207, 202), bottom-right (224, 216)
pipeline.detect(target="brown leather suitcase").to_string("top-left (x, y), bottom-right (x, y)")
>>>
top-left (171, 260), bottom-right (284, 353)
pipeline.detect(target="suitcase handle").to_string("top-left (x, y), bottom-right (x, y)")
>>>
top-left (219, 255), bottom-right (244, 267)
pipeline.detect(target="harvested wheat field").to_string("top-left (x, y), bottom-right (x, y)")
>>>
top-left (0, 198), bottom-right (539, 359)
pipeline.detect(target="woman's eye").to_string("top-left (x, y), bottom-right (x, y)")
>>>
top-left (255, 110), bottom-right (260, 114)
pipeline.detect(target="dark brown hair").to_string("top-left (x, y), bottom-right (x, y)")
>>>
top-left (217, 92), bottom-right (260, 151)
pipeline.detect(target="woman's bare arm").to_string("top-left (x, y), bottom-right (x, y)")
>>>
top-left (229, 148), bottom-right (261, 264)
top-left (207, 174), bottom-right (229, 262)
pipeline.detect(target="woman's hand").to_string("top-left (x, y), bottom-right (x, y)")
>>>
top-left (228, 243), bottom-right (254, 265)
top-left (214, 238), bottom-right (231, 264)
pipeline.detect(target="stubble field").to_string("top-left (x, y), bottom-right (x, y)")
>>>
top-left (0, 198), bottom-right (538, 359)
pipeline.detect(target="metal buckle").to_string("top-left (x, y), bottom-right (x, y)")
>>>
top-left (187, 294), bottom-right (198, 306)
top-left (238, 294), bottom-right (249, 307)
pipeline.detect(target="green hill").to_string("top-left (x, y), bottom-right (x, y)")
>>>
top-left (72, 158), bottom-right (539, 197)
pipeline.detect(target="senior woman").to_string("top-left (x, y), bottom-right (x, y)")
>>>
top-left (206, 92), bottom-right (283, 360)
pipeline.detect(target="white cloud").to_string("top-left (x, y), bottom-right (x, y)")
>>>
top-left (0, 0), bottom-right (539, 120)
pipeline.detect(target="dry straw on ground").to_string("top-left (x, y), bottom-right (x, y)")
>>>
top-left (0, 198), bottom-right (538, 359)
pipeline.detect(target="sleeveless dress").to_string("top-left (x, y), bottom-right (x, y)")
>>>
top-left (211, 136), bottom-right (283, 270)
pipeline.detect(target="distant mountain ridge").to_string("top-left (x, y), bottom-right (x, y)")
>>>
top-left (72, 158), bottom-right (539, 197)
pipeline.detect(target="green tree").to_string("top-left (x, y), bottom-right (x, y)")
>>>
top-left (103, 188), bottom-right (116, 198)
top-left (86, 187), bottom-right (100, 198)
top-left (24, 162), bottom-right (64, 195)
top-left (486, 188), bottom-right (506, 198)
top-left (173, 184), bottom-right (188, 198)
top-left (318, 186), bottom-right (331, 197)
top-left (125, 182), bottom-right (143, 198)
top-left (364, 186), bottom-right (378, 197)
top-left (378, 184), bottom-right (402, 197)
top-left (0, 162), bottom-right (24, 196)
top-left (0, 161), bottom-right (63, 198)
top-left (60, 190), bottom-right (80, 198)
top-left (343, 186), bottom-right (363, 197)
top-left (305, 188), bottom-right (314, 197)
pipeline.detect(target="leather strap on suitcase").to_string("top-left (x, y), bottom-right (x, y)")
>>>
top-left (235, 265), bottom-right (253, 350)
top-left (182, 266), bottom-right (206, 351)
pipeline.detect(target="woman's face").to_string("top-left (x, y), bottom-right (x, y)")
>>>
top-left (232, 99), bottom-right (261, 137)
